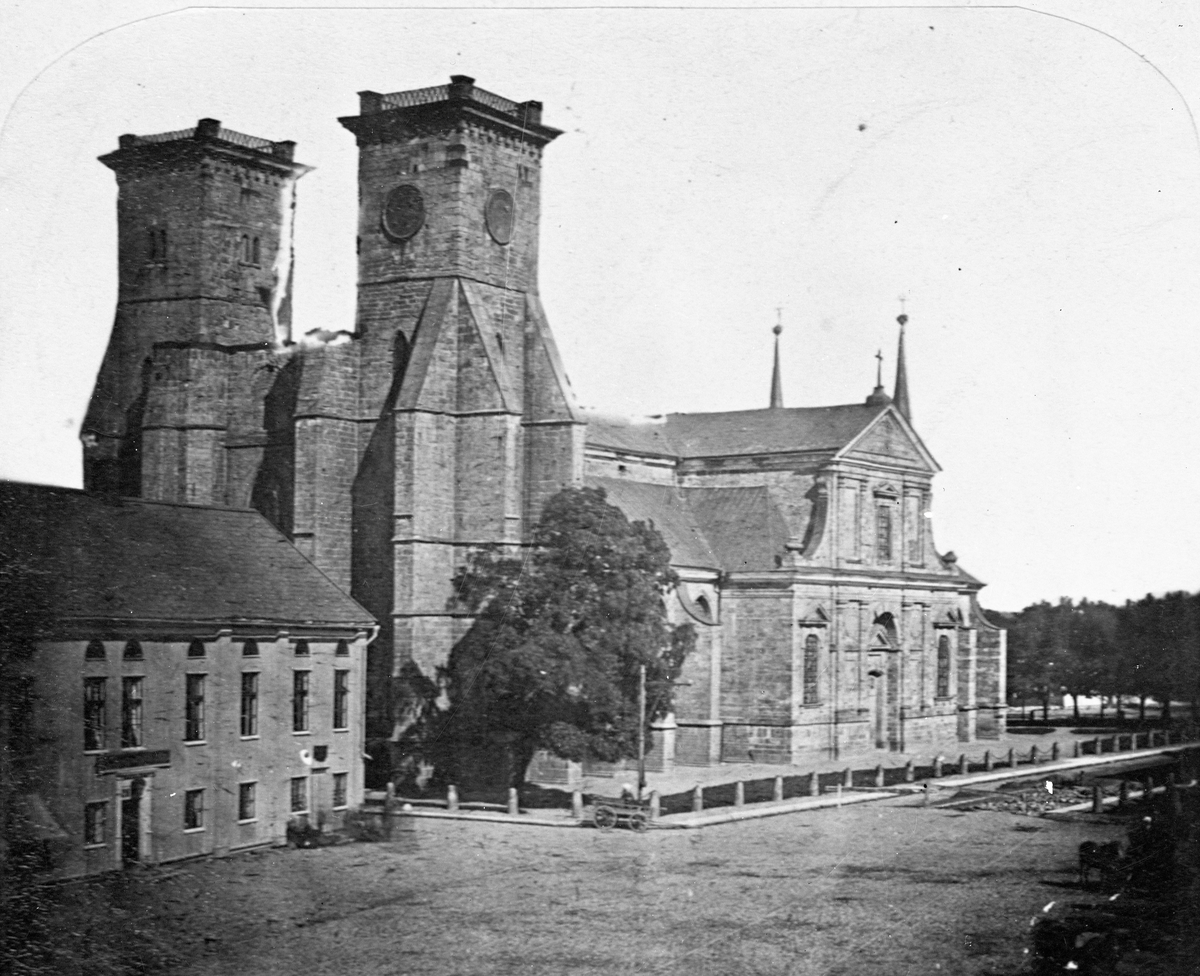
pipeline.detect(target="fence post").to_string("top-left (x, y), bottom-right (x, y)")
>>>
top-left (983, 750), bottom-right (993, 772)
top-left (572, 790), bottom-right (584, 820)
top-left (447, 784), bottom-right (459, 812)
top-left (507, 788), bottom-right (519, 816)
top-left (1073, 741), bottom-right (1081, 759)
top-left (905, 760), bottom-right (915, 783)
top-left (1007, 748), bottom-right (1016, 768)
top-left (958, 754), bottom-right (969, 775)
top-left (384, 781), bottom-right (396, 840)
top-left (1118, 780), bottom-right (1128, 808)
top-left (735, 781), bottom-right (745, 807)
top-left (842, 767), bottom-right (853, 789)
top-left (692, 785), bottom-right (704, 813)
top-left (1051, 742), bottom-right (1060, 762)
top-left (933, 756), bottom-right (944, 778)
top-left (773, 776), bottom-right (784, 802)
top-left (1030, 744), bottom-right (1039, 765)
top-left (649, 790), bottom-right (660, 821)
top-left (875, 765), bottom-right (885, 788)
top-left (1092, 784), bottom-right (1103, 814)
top-left (1092, 736), bottom-right (1101, 755)
top-left (808, 771), bottom-right (819, 797)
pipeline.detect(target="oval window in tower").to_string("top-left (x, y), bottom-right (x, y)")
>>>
top-left (485, 189), bottom-right (515, 245)
top-left (381, 184), bottom-right (425, 242)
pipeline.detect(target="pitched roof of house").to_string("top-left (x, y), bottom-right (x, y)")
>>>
top-left (0, 482), bottom-right (374, 635)
top-left (585, 404), bottom-right (886, 459)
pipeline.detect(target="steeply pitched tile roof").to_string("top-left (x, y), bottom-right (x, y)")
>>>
top-left (585, 404), bottom-right (886, 459)
top-left (0, 482), bottom-right (374, 633)
top-left (587, 477), bottom-right (791, 573)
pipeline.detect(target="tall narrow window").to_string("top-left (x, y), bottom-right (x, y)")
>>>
top-left (251, 237), bottom-right (260, 265)
top-left (293, 671), bottom-right (310, 732)
top-left (84, 678), bottom-right (107, 751)
top-left (121, 677), bottom-right (143, 748)
top-left (241, 234), bottom-right (251, 262)
top-left (936, 635), bottom-right (951, 698)
top-left (290, 776), bottom-right (308, 814)
top-left (84, 801), bottom-right (108, 846)
top-left (876, 504), bottom-right (893, 562)
top-left (332, 772), bottom-right (348, 809)
top-left (238, 782), bottom-right (256, 821)
top-left (333, 670), bottom-right (350, 730)
top-left (185, 674), bottom-right (206, 741)
top-left (802, 635), bottom-right (820, 705)
top-left (241, 672), bottom-right (259, 737)
top-left (184, 789), bottom-right (204, 830)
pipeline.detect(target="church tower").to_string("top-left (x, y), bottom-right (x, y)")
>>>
top-left (82, 121), bottom-right (310, 504)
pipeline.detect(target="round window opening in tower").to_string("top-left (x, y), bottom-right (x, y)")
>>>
top-left (381, 185), bottom-right (426, 242)
top-left (485, 189), bottom-right (515, 245)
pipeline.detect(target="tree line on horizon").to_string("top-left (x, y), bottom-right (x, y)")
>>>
top-left (993, 592), bottom-right (1200, 722)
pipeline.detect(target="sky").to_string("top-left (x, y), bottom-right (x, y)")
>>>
top-left (2, 1), bottom-right (1198, 612)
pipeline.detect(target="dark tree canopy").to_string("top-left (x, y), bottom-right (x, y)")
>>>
top-left (440, 486), bottom-right (694, 786)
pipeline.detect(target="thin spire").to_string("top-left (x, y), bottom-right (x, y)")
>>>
top-left (769, 309), bottom-right (784, 409)
top-left (893, 308), bottom-right (911, 421)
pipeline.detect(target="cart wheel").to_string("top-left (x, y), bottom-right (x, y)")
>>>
top-left (629, 811), bottom-right (650, 833)
top-left (594, 806), bottom-right (617, 831)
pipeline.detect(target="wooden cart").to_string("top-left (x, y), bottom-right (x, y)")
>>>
top-left (591, 795), bottom-right (651, 832)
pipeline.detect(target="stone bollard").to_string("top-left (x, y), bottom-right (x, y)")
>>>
top-left (1118, 780), bottom-right (1128, 808)
top-left (735, 782), bottom-right (745, 807)
top-left (649, 790), bottom-right (660, 821)
top-left (572, 790), bottom-right (584, 820)
top-left (507, 788), bottom-right (519, 816)
top-left (905, 759), bottom-right (915, 782)
top-left (1007, 748), bottom-right (1016, 768)
top-left (808, 771), bottom-right (819, 797)
top-left (1073, 741), bottom-right (1081, 759)
top-left (959, 754), bottom-right (969, 775)
top-left (1092, 784), bottom-right (1104, 814)
top-left (773, 776), bottom-right (784, 802)
top-left (1030, 745), bottom-right (1039, 765)
top-left (692, 785), bottom-right (704, 813)
top-left (933, 756), bottom-right (944, 778)
top-left (843, 767), bottom-right (853, 789)
top-left (447, 784), bottom-right (459, 812)
top-left (875, 765), bottom-right (885, 788)
top-left (1051, 742), bottom-right (1060, 762)
top-left (1092, 737), bottom-right (1101, 755)
top-left (984, 751), bottom-right (993, 772)
top-left (384, 781), bottom-right (396, 840)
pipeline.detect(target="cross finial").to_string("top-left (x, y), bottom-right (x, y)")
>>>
top-left (875, 348), bottom-right (883, 387)
top-left (773, 306), bottom-right (783, 336)
top-left (898, 294), bottom-right (908, 327)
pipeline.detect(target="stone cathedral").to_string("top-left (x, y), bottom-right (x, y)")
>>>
top-left (82, 77), bottom-right (1005, 779)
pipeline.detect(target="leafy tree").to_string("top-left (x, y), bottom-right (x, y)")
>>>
top-left (438, 486), bottom-right (694, 788)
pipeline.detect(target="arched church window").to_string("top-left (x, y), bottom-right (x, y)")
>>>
top-left (936, 635), bottom-right (951, 698)
top-left (252, 237), bottom-right (260, 265)
top-left (241, 234), bottom-right (251, 263)
top-left (803, 634), bottom-right (820, 704)
top-left (123, 640), bottom-right (143, 661)
top-left (86, 639), bottom-right (106, 660)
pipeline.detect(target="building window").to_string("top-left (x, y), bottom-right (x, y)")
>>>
top-left (294, 640), bottom-right (310, 657)
top-left (293, 671), bottom-right (310, 732)
top-left (240, 672), bottom-right (259, 737)
top-left (185, 674), bottom-right (206, 741)
top-left (252, 237), bottom-right (260, 265)
top-left (123, 640), bottom-right (143, 661)
top-left (290, 777), bottom-right (308, 814)
top-left (184, 789), bottom-right (204, 830)
top-left (936, 635), bottom-right (951, 698)
top-left (238, 782), bottom-right (256, 822)
top-left (333, 772), bottom-right (348, 809)
top-left (86, 639), bottom-right (106, 660)
top-left (802, 635), bottom-right (820, 705)
top-left (241, 234), bottom-right (251, 263)
top-left (333, 670), bottom-right (350, 730)
top-left (148, 227), bottom-right (167, 264)
top-left (875, 504), bottom-right (893, 562)
top-left (84, 801), bottom-right (108, 846)
top-left (335, 640), bottom-right (349, 657)
top-left (84, 678), bottom-right (107, 751)
top-left (242, 640), bottom-right (259, 657)
top-left (121, 677), bottom-right (143, 748)
top-left (188, 640), bottom-right (205, 658)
